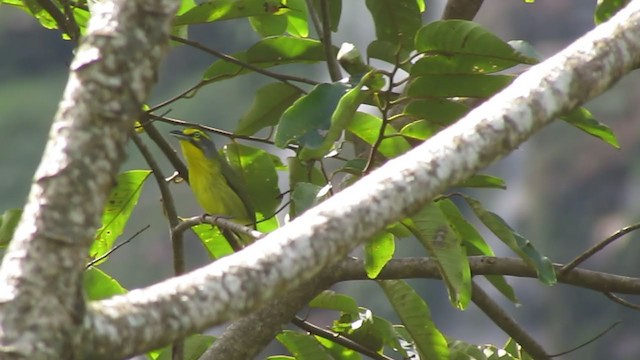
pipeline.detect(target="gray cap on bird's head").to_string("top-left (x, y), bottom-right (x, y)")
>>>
top-left (170, 128), bottom-right (219, 158)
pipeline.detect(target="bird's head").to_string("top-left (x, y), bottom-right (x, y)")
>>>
top-left (170, 128), bottom-right (218, 158)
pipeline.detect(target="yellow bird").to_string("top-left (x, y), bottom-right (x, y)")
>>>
top-left (171, 128), bottom-right (255, 247)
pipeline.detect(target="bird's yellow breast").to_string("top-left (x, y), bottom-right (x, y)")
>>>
top-left (180, 141), bottom-right (250, 224)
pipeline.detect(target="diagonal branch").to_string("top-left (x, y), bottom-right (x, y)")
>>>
top-left (471, 281), bottom-right (550, 359)
top-left (0, 0), bottom-right (179, 359)
top-left (79, 2), bottom-right (640, 359)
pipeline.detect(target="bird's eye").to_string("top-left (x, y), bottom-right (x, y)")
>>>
top-left (193, 132), bottom-right (201, 140)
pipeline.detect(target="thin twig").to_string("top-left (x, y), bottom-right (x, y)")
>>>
top-left (603, 292), bottom-right (640, 311)
top-left (146, 113), bottom-right (299, 151)
top-left (148, 80), bottom-right (207, 113)
top-left (560, 222), bottom-right (640, 275)
top-left (471, 281), bottom-right (550, 360)
top-left (307, 0), bottom-right (341, 81)
top-left (174, 215), bottom-right (265, 241)
top-left (549, 321), bottom-right (621, 358)
top-left (131, 133), bottom-right (185, 360)
top-left (170, 35), bottom-right (317, 87)
top-left (291, 317), bottom-right (394, 360)
top-left (85, 225), bottom-right (150, 269)
top-left (364, 64), bottom-right (402, 174)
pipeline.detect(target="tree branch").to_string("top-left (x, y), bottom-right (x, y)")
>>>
top-left (0, 0), bottom-right (179, 358)
top-left (471, 282), bottom-right (550, 360)
top-left (79, 3), bottom-right (640, 358)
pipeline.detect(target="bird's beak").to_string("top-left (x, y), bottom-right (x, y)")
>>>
top-left (170, 130), bottom-right (190, 141)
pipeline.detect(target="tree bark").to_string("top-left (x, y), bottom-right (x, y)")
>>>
top-left (0, 1), bottom-right (179, 359)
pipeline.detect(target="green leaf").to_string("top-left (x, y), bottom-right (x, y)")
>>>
top-left (192, 212), bottom-right (279, 259)
top-left (332, 309), bottom-right (400, 355)
top-left (286, 0), bottom-right (309, 37)
top-left (399, 120), bottom-right (440, 141)
top-left (455, 174), bottom-right (507, 189)
top-left (594, 0), bottom-right (630, 25)
top-left (315, 336), bottom-right (362, 360)
top-left (203, 37), bottom-right (332, 82)
top-left (90, 170), bottom-right (152, 264)
top-left (237, 83), bottom-right (303, 136)
top-left (409, 203), bottom-right (471, 309)
top-left (290, 182), bottom-right (326, 217)
top-left (222, 143), bottom-right (282, 217)
top-left (155, 334), bottom-right (216, 360)
top-left (379, 280), bottom-right (449, 360)
top-left (288, 157), bottom-right (326, 187)
top-left (366, 0), bottom-right (423, 51)
top-left (461, 195), bottom-right (557, 286)
top-left (366, 40), bottom-right (411, 70)
top-left (347, 112), bottom-right (412, 158)
top-left (0, 208), bottom-right (22, 247)
top-left (83, 267), bottom-right (127, 301)
top-left (275, 82), bottom-right (350, 149)
top-left (414, 20), bottom-right (537, 74)
top-left (174, 0), bottom-right (283, 25)
top-left (298, 75), bottom-right (373, 160)
top-left (561, 107), bottom-right (619, 148)
top-left (249, 14), bottom-right (288, 37)
top-left (192, 223), bottom-right (235, 259)
top-left (364, 232), bottom-right (395, 278)
top-left (408, 74), bottom-right (513, 98)
top-left (277, 330), bottom-right (333, 359)
top-left (403, 98), bottom-right (469, 127)
top-left (309, 290), bottom-right (359, 315)
top-left (436, 199), bottom-right (518, 304)
top-left (334, 158), bottom-right (367, 176)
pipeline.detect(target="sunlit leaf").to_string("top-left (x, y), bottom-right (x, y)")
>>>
top-left (310, 290), bottom-right (359, 315)
top-left (174, 0), bottom-right (285, 25)
top-left (277, 330), bottom-right (333, 359)
top-left (90, 170), bottom-right (151, 264)
top-left (155, 335), bottom-right (216, 360)
top-left (561, 107), bottom-right (619, 148)
top-left (347, 112), bottom-right (412, 158)
top-left (84, 267), bottom-right (126, 301)
top-left (286, 0), bottom-right (309, 37)
top-left (594, 0), bottom-right (630, 25)
top-left (364, 232), bottom-right (395, 278)
top-left (379, 280), bottom-right (449, 360)
top-left (315, 336), bottom-right (362, 360)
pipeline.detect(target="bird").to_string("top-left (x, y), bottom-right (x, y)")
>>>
top-left (170, 128), bottom-right (255, 248)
